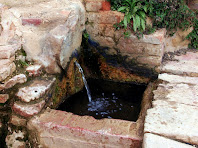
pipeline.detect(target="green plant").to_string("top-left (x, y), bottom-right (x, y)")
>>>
top-left (117, 0), bottom-right (153, 32)
top-left (107, 0), bottom-right (122, 11)
top-left (149, 0), bottom-right (196, 35)
top-left (186, 19), bottom-right (198, 49)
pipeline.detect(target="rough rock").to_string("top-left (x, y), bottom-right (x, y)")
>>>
top-left (10, 115), bottom-right (26, 127)
top-left (27, 109), bottom-right (142, 148)
top-left (16, 78), bottom-right (55, 103)
top-left (0, 0), bottom-right (85, 74)
top-left (0, 62), bottom-right (16, 81)
top-left (143, 133), bottom-right (195, 148)
top-left (144, 100), bottom-right (198, 145)
top-left (153, 83), bottom-right (198, 107)
top-left (0, 94), bottom-right (9, 103)
top-left (164, 27), bottom-right (193, 53)
top-left (0, 74), bottom-right (27, 91)
top-left (26, 65), bottom-right (42, 77)
top-left (162, 52), bottom-right (198, 77)
top-left (6, 130), bottom-right (26, 148)
top-left (158, 73), bottom-right (198, 85)
top-left (12, 100), bottom-right (45, 118)
top-left (0, 45), bottom-right (18, 59)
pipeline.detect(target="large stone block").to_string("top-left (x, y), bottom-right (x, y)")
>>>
top-left (144, 100), bottom-right (198, 145)
top-left (162, 52), bottom-right (198, 77)
top-left (154, 83), bottom-right (198, 107)
top-left (143, 133), bottom-right (195, 148)
top-left (27, 109), bottom-right (142, 148)
top-left (1, 0), bottom-right (85, 74)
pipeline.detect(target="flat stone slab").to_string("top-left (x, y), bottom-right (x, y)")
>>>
top-left (16, 77), bottom-right (55, 103)
top-left (12, 100), bottom-right (45, 118)
top-left (153, 83), bottom-right (198, 107)
top-left (143, 133), bottom-right (195, 148)
top-left (144, 100), bottom-right (198, 145)
top-left (27, 109), bottom-right (142, 148)
top-left (159, 73), bottom-right (198, 85)
top-left (0, 74), bottom-right (27, 91)
top-left (162, 52), bottom-right (198, 77)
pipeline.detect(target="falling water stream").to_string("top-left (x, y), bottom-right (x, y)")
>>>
top-left (75, 61), bottom-right (92, 102)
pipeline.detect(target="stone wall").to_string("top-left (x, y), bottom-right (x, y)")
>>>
top-left (84, 0), bottom-right (193, 75)
top-left (0, 0), bottom-right (85, 147)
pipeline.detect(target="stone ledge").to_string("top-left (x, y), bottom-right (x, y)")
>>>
top-left (158, 73), bottom-right (198, 85)
top-left (153, 83), bottom-right (198, 107)
top-left (144, 100), bottom-right (198, 145)
top-left (162, 52), bottom-right (198, 77)
top-left (16, 78), bottom-right (55, 103)
top-left (143, 133), bottom-right (195, 148)
top-left (27, 109), bottom-right (142, 148)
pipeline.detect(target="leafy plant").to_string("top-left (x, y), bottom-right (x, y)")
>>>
top-left (186, 19), bottom-right (198, 49)
top-left (149, 0), bottom-right (196, 35)
top-left (117, 0), bottom-right (153, 32)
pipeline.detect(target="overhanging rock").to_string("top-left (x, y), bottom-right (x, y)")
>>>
top-left (0, 0), bottom-right (85, 74)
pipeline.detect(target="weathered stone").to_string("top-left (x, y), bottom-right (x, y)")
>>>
top-left (143, 133), bottom-right (195, 148)
top-left (1, 0), bottom-right (85, 74)
top-left (92, 36), bottom-right (115, 48)
top-left (154, 83), bottom-right (198, 107)
top-left (6, 130), bottom-right (26, 148)
top-left (158, 73), bottom-right (198, 85)
top-left (28, 109), bottom-right (142, 148)
top-left (0, 74), bottom-right (27, 91)
top-left (164, 27), bottom-right (193, 53)
top-left (0, 45), bottom-right (18, 59)
top-left (162, 52), bottom-right (198, 76)
top-left (137, 56), bottom-right (162, 67)
top-left (104, 24), bottom-right (115, 38)
top-left (12, 100), bottom-right (45, 118)
top-left (16, 78), bottom-right (55, 103)
top-left (86, 23), bottom-right (106, 37)
top-left (0, 62), bottom-right (16, 81)
top-left (117, 31), bottom-right (164, 56)
top-left (0, 94), bottom-right (9, 103)
top-left (10, 115), bottom-right (27, 127)
top-left (142, 29), bottom-right (166, 45)
top-left (26, 65), bottom-right (42, 76)
top-left (98, 11), bottom-right (124, 24)
top-left (144, 100), bottom-right (198, 145)
top-left (85, 1), bottom-right (102, 12)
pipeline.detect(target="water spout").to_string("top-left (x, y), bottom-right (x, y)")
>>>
top-left (75, 61), bottom-right (92, 102)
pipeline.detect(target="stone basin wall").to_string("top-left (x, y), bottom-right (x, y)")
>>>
top-left (84, 0), bottom-right (193, 78)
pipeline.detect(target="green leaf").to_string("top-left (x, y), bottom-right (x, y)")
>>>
top-left (124, 16), bottom-right (128, 28)
top-left (139, 11), bottom-right (146, 19)
top-left (132, 6), bottom-right (138, 14)
top-left (132, 15), bottom-right (137, 32)
top-left (118, 6), bottom-right (127, 12)
top-left (143, 6), bottom-right (147, 13)
top-left (135, 15), bottom-right (140, 29)
top-left (141, 19), bottom-right (145, 31)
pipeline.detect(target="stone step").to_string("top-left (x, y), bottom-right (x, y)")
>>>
top-left (153, 83), bottom-right (198, 107)
top-left (0, 74), bottom-right (27, 91)
top-left (158, 73), bottom-right (198, 85)
top-left (16, 77), bottom-right (55, 103)
top-left (27, 109), bottom-right (142, 148)
top-left (162, 52), bottom-right (198, 77)
top-left (144, 100), bottom-right (198, 145)
top-left (12, 100), bottom-right (45, 118)
top-left (143, 133), bottom-right (195, 148)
